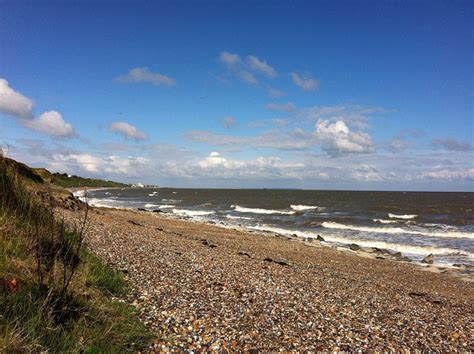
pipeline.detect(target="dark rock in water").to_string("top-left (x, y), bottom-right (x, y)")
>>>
top-left (349, 243), bottom-right (361, 251)
top-left (393, 252), bottom-right (403, 260)
top-left (292, 234), bottom-right (298, 238)
top-left (317, 235), bottom-right (325, 241)
top-left (137, 208), bottom-right (147, 212)
top-left (152, 209), bottom-right (163, 213)
top-left (422, 254), bottom-right (434, 264)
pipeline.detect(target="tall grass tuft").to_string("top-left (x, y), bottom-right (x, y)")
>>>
top-left (0, 156), bottom-right (152, 351)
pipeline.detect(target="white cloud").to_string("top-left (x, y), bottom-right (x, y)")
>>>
top-left (219, 51), bottom-right (241, 66)
top-left (265, 101), bottom-right (297, 113)
top-left (21, 111), bottom-right (75, 138)
top-left (421, 168), bottom-right (474, 181)
top-left (115, 67), bottom-right (176, 87)
top-left (239, 71), bottom-right (258, 85)
top-left (218, 51), bottom-right (278, 86)
top-left (315, 119), bottom-right (374, 157)
top-left (290, 72), bottom-right (318, 91)
top-left (0, 78), bottom-right (34, 118)
top-left (267, 87), bottom-right (284, 98)
top-left (51, 153), bottom-right (149, 176)
top-left (186, 129), bottom-right (314, 150)
top-left (432, 138), bottom-right (473, 152)
top-left (246, 55), bottom-right (277, 78)
top-left (196, 152), bottom-right (304, 178)
top-left (109, 121), bottom-right (148, 141)
top-left (220, 116), bottom-right (237, 129)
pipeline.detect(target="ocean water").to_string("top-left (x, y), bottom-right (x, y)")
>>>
top-left (75, 188), bottom-right (474, 266)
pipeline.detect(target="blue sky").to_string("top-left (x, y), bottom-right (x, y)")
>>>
top-left (0, 0), bottom-right (472, 191)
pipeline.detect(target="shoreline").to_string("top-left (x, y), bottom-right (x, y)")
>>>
top-left (71, 188), bottom-right (473, 277)
top-left (60, 204), bottom-right (473, 350)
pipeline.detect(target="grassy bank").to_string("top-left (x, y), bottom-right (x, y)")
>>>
top-left (0, 157), bottom-right (151, 351)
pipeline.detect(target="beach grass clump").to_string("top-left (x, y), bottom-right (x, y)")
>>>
top-left (0, 157), bottom-right (151, 351)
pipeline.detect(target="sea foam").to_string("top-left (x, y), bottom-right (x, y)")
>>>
top-left (321, 221), bottom-right (474, 239)
top-left (233, 205), bottom-right (295, 215)
top-left (290, 204), bottom-right (322, 211)
top-left (388, 213), bottom-right (417, 219)
top-left (172, 209), bottom-right (215, 217)
top-left (248, 225), bottom-right (473, 258)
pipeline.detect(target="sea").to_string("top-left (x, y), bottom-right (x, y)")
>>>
top-left (75, 188), bottom-right (474, 266)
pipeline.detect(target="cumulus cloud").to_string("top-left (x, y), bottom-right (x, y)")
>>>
top-left (219, 51), bottom-right (241, 66)
top-left (290, 72), bottom-right (318, 91)
top-left (0, 78), bottom-right (76, 138)
top-left (21, 111), bottom-right (75, 138)
top-left (109, 121), bottom-right (148, 141)
top-left (51, 153), bottom-right (149, 176)
top-left (239, 71), bottom-right (258, 85)
top-left (220, 116), bottom-right (237, 129)
top-left (218, 51), bottom-right (278, 86)
top-left (432, 138), bottom-right (473, 152)
top-left (246, 55), bottom-right (277, 78)
top-left (0, 78), bottom-right (34, 118)
top-left (267, 87), bottom-right (284, 98)
top-left (186, 129), bottom-right (314, 150)
top-left (265, 101), bottom-right (297, 113)
top-left (421, 168), bottom-right (474, 181)
top-left (315, 119), bottom-right (374, 157)
top-left (196, 152), bottom-right (304, 178)
top-left (115, 67), bottom-right (176, 87)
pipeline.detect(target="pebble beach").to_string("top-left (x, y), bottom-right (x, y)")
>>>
top-left (62, 206), bottom-right (473, 351)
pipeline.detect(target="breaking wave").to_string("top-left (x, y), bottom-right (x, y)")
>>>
top-left (248, 225), bottom-right (473, 258)
top-left (233, 205), bottom-right (295, 215)
top-left (388, 213), bottom-right (417, 219)
top-left (172, 209), bottom-right (215, 217)
top-left (290, 204), bottom-right (322, 211)
top-left (321, 221), bottom-right (474, 239)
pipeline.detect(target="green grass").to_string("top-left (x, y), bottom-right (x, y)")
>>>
top-left (50, 173), bottom-right (128, 188)
top-left (0, 156), bottom-right (152, 351)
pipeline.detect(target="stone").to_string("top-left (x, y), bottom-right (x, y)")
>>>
top-left (422, 254), bottom-right (434, 264)
top-left (349, 243), bottom-right (361, 251)
top-left (317, 235), bottom-right (325, 241)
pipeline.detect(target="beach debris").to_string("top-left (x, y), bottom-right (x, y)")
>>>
top-left (349, 243), bottom-right (361, 251)
top-left (128, 220), bottom-right (144, 227)
top-left (422, 254), bottom-right (434, 264)
top-left (201, 239), bottom-right (217, 248)
top-left (263, 257), bottom-right (289, 266)
top-left (237, 251), bottom-right (251, 258)
top-left (1, 278), bottom-right (21, 293)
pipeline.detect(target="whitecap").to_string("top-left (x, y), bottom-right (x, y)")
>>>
top-left (233, 205), bottom-right (295, 215)
top-left (226, 214), bottom-right (254, 220)
top-left (248, 225), bottom-right (473, 258)
top-left (388, 213), bottom-right (417, 219)
top-left (321, 221), bottom-right (474, 239)
top-left (144, 203), bottom-right (160, 208)
top-left (172, 209), bottom-right (215, 217)
top-left (373, 219), bottom-right (398, 224)
top-left (290, 204), bottom-right (323, 211)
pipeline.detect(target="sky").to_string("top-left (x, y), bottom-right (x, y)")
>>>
top-left (0, 0), bottom-right (473, 191)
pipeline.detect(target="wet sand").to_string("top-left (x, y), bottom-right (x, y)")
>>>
top-left (62, 207), bottom-right (473, 351)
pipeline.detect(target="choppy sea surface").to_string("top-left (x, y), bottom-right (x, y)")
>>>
top-left (75, 188), bottom-right (474, 266)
